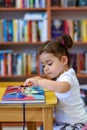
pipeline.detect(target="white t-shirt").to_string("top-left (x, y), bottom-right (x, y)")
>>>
top-left (54, 68), bottom-right (87, 125)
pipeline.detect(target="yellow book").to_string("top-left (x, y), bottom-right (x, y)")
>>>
top-left (81, 19), bottom-right (87, 42)
top-left (13, 19), bottom-right (18, 42)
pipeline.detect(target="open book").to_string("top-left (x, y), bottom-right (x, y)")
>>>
top-left (1, 85), bottom-right (45, 104)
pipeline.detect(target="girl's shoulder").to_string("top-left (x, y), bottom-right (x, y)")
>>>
top-left (57, 68), bottom-right (78, 86)
top-left (58, 68), bottom-right (75, 79)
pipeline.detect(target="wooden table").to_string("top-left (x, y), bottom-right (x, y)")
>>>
top-left (0, 82), bottom-right (57, 130)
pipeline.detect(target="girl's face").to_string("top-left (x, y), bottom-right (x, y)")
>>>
top-left (40, 52), bottom-right (68, 79)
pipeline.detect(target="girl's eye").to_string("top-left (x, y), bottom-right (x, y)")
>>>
top-left (42, 64), bottom-right (45, 68)
top-left (48, 63), bottom-right (52, 66)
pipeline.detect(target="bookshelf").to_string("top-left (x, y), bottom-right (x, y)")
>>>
top-left (0, 0), bottom-right (87, 84)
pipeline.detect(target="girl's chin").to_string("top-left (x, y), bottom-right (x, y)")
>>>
top-left (45, 74), bottom-right (57, 80)
top-left (51, 77), bottom-right (57, 80)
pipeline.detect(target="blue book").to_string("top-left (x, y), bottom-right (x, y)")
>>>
top-left (3, 19), bottom-right (7, 42)
top-left (0, 50), bottom-right (12, 53)
top-left (7, 20), bottom-right (13, 41)
top-left (51, 19), bottom-right (64, 40)
top-left (78, 0), bottom-right (87, 6)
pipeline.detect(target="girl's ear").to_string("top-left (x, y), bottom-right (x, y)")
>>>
top-left (61, 56), bottom-right (68, 66)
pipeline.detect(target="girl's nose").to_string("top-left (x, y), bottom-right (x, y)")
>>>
top-left (44, 66), bottom-right (49, 71)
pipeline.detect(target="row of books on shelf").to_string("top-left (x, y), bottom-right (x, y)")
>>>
top-left (0, 50), bottom-right (87, 76)
top-left (52, 0), bottom-right (87, 7)
top-left (1, 18), bottom-right (87, 43)
top-left (0, 14), bottom-right (47, 42)
top-left (71, 52), bottom-right (87, 74)
top-left (0, 12), bottom-right (47, 42)
top-left (0, 50), bottom-right (43, 76)
top-left (0, 0), bottom-right (46, 8)
top-left (51, 19), bottom-right (87, 42)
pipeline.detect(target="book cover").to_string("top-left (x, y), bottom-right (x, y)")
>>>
top-left (3, 19), bottom-right (7, 42)
top-left (51, 0), bottom-right (61, 6)
top-left (0, 20), bottom-right (4, 41)
top-left (51, 19), bottom-right (64, 40)
top-left (81, 19), bottom-right (87, 42)
top-left (67, 0), bottom-right (77, 7)
top-left (7, 20), bottom-right (13, 42)
top-left (0, 0), bottom-right (5, 7)
top-left (78, 0), bottom-right (87, 6)
top-left (1, 85), bottom-right (45, 104)
top-left (70, 53), bottom-right (77, 72)
top-left (10, 0), bottom-right (15, 7)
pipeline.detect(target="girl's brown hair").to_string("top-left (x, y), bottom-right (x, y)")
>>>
top-left (38, 34), bottom-right (73, 67)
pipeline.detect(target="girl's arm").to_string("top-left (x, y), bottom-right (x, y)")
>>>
top-left (24, 77), bottom-right (71, 93)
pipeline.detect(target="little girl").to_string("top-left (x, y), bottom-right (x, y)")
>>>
top-left (24, 34), bottom-right (87, 130)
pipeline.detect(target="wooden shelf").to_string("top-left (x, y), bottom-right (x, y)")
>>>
top-left (77, 73), bottom-right (87, 78)
top-left (0, 7), bottom-right (47, 11)
top-left (0, 75), bottom-right (36, 82)
top-left (1, 73), bottom-right (87, 78)
top-left (51, 6), bottom-right (87, 11)
top-left (0, 41), bottom-right (43, 45)
top-left (0, 41), bottom-right (87, 45)
top-left (74, 41), bottom-right (87, 44)
top-left (0, 74), bottom-right (47, 82)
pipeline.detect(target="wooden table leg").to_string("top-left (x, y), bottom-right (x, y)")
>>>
top-left (0, 123), bottom-right (2, 130)
top-left (42, 108), bottom-right (53, 130)
top-left (27, 122), bottom-right (37, 130)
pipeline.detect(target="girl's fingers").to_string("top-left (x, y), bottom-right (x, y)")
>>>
top-left (28, 82), bottom-right (33, 86)
top-left (24, 79), bottom-right (31, 86)
top-left (24, 78), bottom-right (38, 86)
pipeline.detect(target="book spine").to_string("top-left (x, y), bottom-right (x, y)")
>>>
top-left (18, 19), bottom-right (24, 42)
top-left (32, 21), bottom-right (38, 42)
top-left (51, 19), bottom-right (64, 40)
top-left (0, 0), bottom-right (5, 7)
top-left (7, 53), bottom-right (12, 75)
top-left (0, 20), bottom-right (4, 41)
top-left (0, 53), bottom-right (4, 76)
top-left (3, 19), bottom-right (7, 42)
top-left (10, 0), bottom-right (15, 7)
top-left (23, 20), bottom-right (28, 42)
top-left (35, 0), bottom-right (39, 8)
top-left (29, 0), bottom-right (34, 8)
top-left (22, 53), bottom-right (27, 75)
top-left (16, 0), bottom-right (22, 8)
top-left (26, 0), bottom-right (30, 8)
top-left (13, 19), bottom-right (18, 42)
top-left (81, 19), bottom-right (87, 42)
top-left (85, 52), bottom-right (87, 71)
top-left (27, 20), bottom-right (32, 42)
top-left (27, 54), bottom-right (32, 75)
top-left (7, 20), bottom-right (13, 42)
top-left (4, 0), bottom-right (10, 7)
top-left (16, 54), bottom-right (23, 75)
top-left (12, 53), bottom-right (17, 75)
top-left (73, 20), bottom-right (78, 42)
top-left (31, 53), bottom-right (37, 74)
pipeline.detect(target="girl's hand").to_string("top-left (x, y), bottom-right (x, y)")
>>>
top-left (24, 76), bottom-right (42, 87)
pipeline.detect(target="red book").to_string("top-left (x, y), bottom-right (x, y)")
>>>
top-left (5, 0), bottom-right (10, 7)
top-left (27, 21), bottom-right (32, 42)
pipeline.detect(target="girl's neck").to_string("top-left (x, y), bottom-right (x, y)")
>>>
top-left (58, 66), bottom-right (69, 77)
